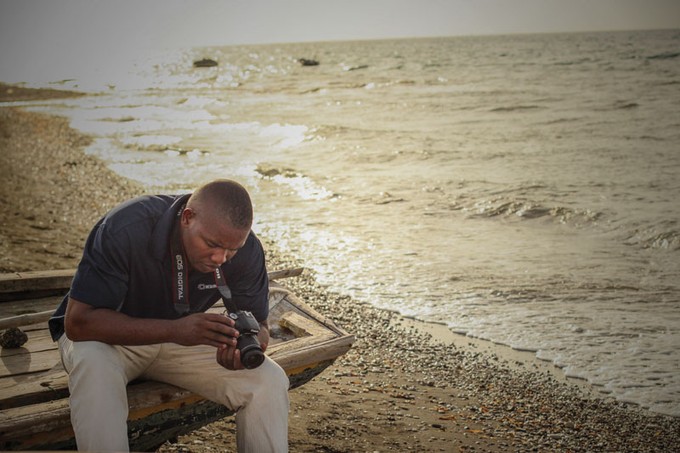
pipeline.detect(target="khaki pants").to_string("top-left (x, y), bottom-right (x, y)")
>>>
top-left (58, 335), bottom-right (289, 452)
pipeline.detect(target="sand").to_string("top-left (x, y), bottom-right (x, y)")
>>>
top-left (1, 84), bottom-right (678, 452)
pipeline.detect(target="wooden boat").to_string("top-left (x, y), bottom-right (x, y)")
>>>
top-left (0, 268), bottom-right (353, 451)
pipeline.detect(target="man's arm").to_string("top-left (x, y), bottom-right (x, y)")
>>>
top-left (64, 297), bottom-right (239, 348)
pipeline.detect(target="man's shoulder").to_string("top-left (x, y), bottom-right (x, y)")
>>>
top-left (104, 194), bottom-right (184, 232)
top-left (111, 194), bottom-right (181, 216)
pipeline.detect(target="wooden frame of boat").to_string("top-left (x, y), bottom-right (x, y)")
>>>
top-left (0, 268), bottom-right (354, 451)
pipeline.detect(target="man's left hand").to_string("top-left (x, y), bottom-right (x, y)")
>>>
top-left (215, 321), bottom-right (270, 370)
top-left (216, 343), bottom-right (243, 370)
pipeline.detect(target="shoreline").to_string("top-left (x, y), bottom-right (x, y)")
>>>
top-left (395, 317), bottom-right (601, 399)
top-left (1, 84), bottom-right (678, 452)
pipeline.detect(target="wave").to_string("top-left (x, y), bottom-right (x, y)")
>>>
top-left (462, 193), bottom-right (679, 252)
top-left (465, 196), bottom-right (602, 225)
top-left (341, 64), bottom-right (369, 71)
top-left (553, 57), bottom-right (597, 66)
top-left (538, 117), bottom-right (580, 125)
top-left (593, 101), bottom-right (640, 111)
top-left (255, 164), bottom-right (298, 178)
top-left (298, 78), bottom-right (416, 94)
top-left (613, 101), bottom-right (639, 110)
top-left (647, 51), bottom-right (680, 60)
top-left (489, 105), bottom-right (542, 113)
top-left (255, 164), bottom-right (336, 201)
top-left (623, 228), bottom-right (680, 251)
top-left (371, 192), bottom-right (406, 205)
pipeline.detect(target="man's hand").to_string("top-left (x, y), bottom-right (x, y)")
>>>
top-left (215, 320), bottom-right (270, 370)
top-left (172, 313), bottom-right (239, 348)
top-left (216, 343), bottom-right (244, 370)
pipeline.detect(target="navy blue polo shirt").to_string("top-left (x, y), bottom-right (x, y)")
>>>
top-left (49, 194), bottom-right (269, 341)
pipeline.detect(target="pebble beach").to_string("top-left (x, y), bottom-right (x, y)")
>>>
top-left (1, 84), bottom-right (679, 452)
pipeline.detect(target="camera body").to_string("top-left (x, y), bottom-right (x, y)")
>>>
top-left (228, 310), bottom-right (265, 369)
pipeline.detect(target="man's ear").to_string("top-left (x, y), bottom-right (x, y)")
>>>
top-left (181, 207), bottom-right (196, 225)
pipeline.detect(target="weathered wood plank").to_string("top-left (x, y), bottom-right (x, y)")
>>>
top-left (0, 398), bottom-right (73, 450)
top-left (0, 368), bottom-right (68, 410)
top-left (268, 267), bottom-right (304, 280)
top-left (0, 270), bottom-right (74, 294)
top-left (0, 379), bottom-right (201, 449)
top-left (127, 381), bottom-right (203, 420)
top-left (280, 311), bottom-right (332, 338)
top-left (0, 295), bottom-right (64, 319)
top-left (0, 311), bottom-right (53, 330)
top-left (272, 335), bottom-right (354, 373)
top-left (0, 349), bottom-right (61, 378)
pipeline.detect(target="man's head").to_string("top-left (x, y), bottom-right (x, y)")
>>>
top-left (180, 179), bottom-right (254, 273)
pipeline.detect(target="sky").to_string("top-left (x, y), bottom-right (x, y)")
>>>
top-left (1, 0), bottom-right (679, 84)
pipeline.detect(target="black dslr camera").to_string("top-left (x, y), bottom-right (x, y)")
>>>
top-left (214, 267), bottom-right (264, 369)
top-left (228, 310), bottom-right (265, 369)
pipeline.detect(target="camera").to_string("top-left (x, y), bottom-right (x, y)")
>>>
top-left (228, 310), bottom-right (265, 369)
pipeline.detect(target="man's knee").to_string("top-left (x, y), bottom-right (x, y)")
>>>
top-left (260, 358), bottom-right (290, 393)
top-left (220, 358), bottom-right (289, 409)
top-left (70, 340), bottom-right (118, 365)
top-left (67, 341), bottom-right (126, 385)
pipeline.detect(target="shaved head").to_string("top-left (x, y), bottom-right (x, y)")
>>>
top-left (186, 179), bottom-right (253, 230)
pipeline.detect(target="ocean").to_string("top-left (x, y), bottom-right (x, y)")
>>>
top-left (10, 29), bottom-right (680, 416)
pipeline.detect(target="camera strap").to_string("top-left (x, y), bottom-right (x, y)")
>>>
top-left (214, 266), bottom-right (238, 313)
top-left (170, 204), bottom-right (238, 315)
top-left (170, 205), bottom-right (190, 315)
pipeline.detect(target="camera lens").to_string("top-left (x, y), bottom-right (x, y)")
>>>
top-left (238, 335), bottom-right (265, 369)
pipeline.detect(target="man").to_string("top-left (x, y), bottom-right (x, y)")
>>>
top-left (49, 179), bottom-right (289, 452)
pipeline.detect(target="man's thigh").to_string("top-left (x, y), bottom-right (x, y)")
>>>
top-left (59, 335), bottom-right (161, 383)
top-left (142, 343), bottom-right (288, 408)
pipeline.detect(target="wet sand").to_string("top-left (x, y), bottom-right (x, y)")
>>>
top-left (1, 84), bottom-right (678, 452)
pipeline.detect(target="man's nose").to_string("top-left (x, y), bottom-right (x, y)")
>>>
top-left (212, 248), bottom-right (234, 265)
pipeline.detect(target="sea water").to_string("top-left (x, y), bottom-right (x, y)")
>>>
top-left (11, 29), bottom-right (680, 416)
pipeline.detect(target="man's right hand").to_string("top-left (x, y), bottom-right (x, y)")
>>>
top-left (171, 312), bottom-right (239, 348)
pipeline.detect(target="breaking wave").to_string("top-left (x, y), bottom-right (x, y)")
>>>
top-left (255, 164), bottom-right (336, 201)
top-left (465, 196), bottom-right (602, 226)
top-left (623, 227), bottom-right (680, 251)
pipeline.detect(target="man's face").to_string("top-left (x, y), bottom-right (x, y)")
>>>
top-left (180, 207), bottom-right (250, 273)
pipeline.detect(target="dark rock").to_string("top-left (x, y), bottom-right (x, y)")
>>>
top-left (193, 58), bottom-right (218, 68)
top-left (298, 58), bottom-right (319, 67)
top-left (0, 327), bottom-right (28, 348)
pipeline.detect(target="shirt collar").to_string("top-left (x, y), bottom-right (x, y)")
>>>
top-left (149, 193), bottom-right (191, 261)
